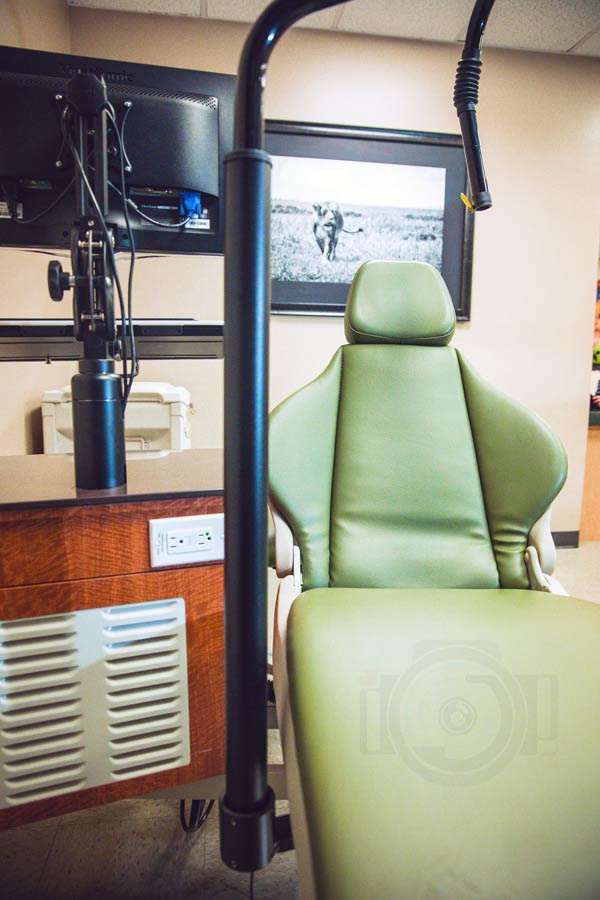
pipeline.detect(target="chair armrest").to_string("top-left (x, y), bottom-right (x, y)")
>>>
top-left (527, 506), bottom-right (556, 575)
top-left (525, 506), bottom-right (568, 594)
top-left (525, 545), bottom-right (568, 595)
top-left (269, 500), bottom-right (295, 578)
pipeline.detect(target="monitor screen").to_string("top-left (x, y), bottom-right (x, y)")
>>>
top-left (0, 46), bottom-right (235, 254)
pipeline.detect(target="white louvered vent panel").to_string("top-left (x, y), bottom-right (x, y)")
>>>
top-left (0, 615), bottom-right (86, 807)
top-left (1, 599), bottom-right (190, 809)
top-left (103, 600), bottom-right (189, 781)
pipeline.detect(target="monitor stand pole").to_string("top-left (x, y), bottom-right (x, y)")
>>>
top-left (47, 73), bottom-right (126, 490)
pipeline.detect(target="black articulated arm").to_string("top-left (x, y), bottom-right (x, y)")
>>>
top-left (50, 73), bottom-right (127, 490)
top-left (234, 0), bottom-right (350, 150)
top-left (454, 0), bottom-right (497, 211)
top-left (220, 0), bottom-right (350, 876)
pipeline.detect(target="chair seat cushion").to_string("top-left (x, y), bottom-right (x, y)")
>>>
top-left (287, 587), bottom-right (600, 900)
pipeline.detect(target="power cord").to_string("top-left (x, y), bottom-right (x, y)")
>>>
top-left (97, 171), bottom-right (191, 229)
top-left (126, 198), bottom-right (191, 229)
top-left (106, 103), bottom-right (137, 401)
top-left (179, 798), bottom-right (215, 833)
top-left (3, 177), bottom-right (75, 225)
top-left (180, 799), bottom-right (256, 899)
top-left (100, 175), bottom-right (191, 229)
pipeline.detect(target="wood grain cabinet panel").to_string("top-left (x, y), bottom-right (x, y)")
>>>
top-left (0, 496), bottom-right (223, 588)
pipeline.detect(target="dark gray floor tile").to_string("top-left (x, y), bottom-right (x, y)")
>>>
top-left (22, 799), bottom-right (298, 900)
top-left (1, 821), bottom-right (60, 900)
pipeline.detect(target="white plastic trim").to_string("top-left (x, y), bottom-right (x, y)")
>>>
top-left (273, 568), bottom-right (315, 900)
top-left (269, 500), bottom-right (295, 578)
top-left (527, 506), bottom-right (557, 576)
top-left (525, 545), bottom-right (568, 595)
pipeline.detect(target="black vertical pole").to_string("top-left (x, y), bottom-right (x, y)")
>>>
top-left (224, 154), bottom-right (272, 811)
top-left (219, 0), bottom-right (350, 875)
top-left (219, 148), bottom-right (274, 870)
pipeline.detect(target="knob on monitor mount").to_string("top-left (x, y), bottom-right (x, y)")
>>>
top-left (47, 260), bottom-right (73, 301)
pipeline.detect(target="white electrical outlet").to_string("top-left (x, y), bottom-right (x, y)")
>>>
top-left (149, 513), bottom-right (224, 567)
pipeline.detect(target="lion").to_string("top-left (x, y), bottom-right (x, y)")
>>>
top-left (312, 202), bottom-right (363, 262)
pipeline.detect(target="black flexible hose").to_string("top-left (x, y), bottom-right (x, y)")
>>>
top-left (453, 0), bottom-right (497, 211)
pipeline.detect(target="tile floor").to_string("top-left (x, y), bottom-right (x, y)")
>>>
top-left (552, 540), bottom-right (600, 603)
top-left (2, 542), bottom-right (599, 900)
top-left (2, 798), bottom-right (298, 900)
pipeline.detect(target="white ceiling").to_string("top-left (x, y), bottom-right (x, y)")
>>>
top-left (66, 0), bottom-right (600, 57)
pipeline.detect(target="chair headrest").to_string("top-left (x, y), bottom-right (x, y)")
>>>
top-left (344, 261), bottom-right (456, 346)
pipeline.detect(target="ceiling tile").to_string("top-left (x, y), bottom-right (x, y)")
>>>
top-left (68, 0), bottom-right (202, 16)
top-left (206, 0), bottom-right (268, 22)
top-left (68, 0), bottom-right (600, 58)
top-left (206, 1), bottom-right (338, 30)
top-left (481, 0), bottom-right (600, 53)
top-left (572, 25), bottom-right (600, 56)
top-left (336, 0), bottom-right (473, 43)
top-left (295, 8), bottom-right (343, 31)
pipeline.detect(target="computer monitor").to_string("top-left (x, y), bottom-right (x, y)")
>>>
top-left (0, 46), bottom-right (235, 254)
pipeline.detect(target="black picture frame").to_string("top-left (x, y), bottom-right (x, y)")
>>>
top-left (265, 120), bottom-right (474, 320)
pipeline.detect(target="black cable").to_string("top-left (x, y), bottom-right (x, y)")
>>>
top-left (61, 105), bottom-right (130, 402)
top-left (179, 798), bottom-right (215, 833)
top-left (6, 141), bottom-right (95, 227)
top-left (117, 105), bottom-right (137, 397)
top-left (127, 200), bottom-right (191, 229)
top-left (249, 870), bottom-right (255, 900)
top-left (112, 102), bottom-right (133, 174)
top-left (99, 167), bottom-right (190, 229)
top-left (5, 177), bottom-right (75, 225)
top-left (107, 104), bottom-right (137, 401)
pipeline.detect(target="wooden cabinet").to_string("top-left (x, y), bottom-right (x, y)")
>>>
top-left (0, 452), bottom-right (224, 828)
top-left (580, 427), bottom-right (600, 541)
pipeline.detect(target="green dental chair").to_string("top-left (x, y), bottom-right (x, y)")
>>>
top-left (269, 261), bottom-right (600, 900)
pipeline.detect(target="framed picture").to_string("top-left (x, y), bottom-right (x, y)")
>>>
top-left (265, 120), bottom-right (474, 320)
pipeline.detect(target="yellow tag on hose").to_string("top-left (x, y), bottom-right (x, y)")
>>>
top-left (461, 193), bottom-right (475, 213)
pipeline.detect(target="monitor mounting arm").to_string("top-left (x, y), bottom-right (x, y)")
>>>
top-left (48, 231), bottom-right (116, 358)
top-left (48, 74), bottom-right (119, 360)
top-left (47, 73), bottom-right (126, 491)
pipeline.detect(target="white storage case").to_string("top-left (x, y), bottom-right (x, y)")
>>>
top-left (42, 382), bottom-right (192, 458)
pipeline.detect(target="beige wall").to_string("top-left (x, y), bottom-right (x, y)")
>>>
top-left (1, 6), bottom-right (599, 532)
top-left (0, 0), bottom-right (72, 452)
top-left (0, 0), bottom-right (70, 52)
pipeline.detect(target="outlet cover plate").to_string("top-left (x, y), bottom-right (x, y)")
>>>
top-left (149, 513), bottom-right (224, 567)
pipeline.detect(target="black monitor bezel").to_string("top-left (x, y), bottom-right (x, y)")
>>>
top-left (0, 45), bottom-right (235, 255)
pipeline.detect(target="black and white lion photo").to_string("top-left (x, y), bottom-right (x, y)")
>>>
top-left (271, 154), bottom-right (446, 286)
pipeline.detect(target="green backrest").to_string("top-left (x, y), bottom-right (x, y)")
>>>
top-left (269, 261), bottom-right (567, 591)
